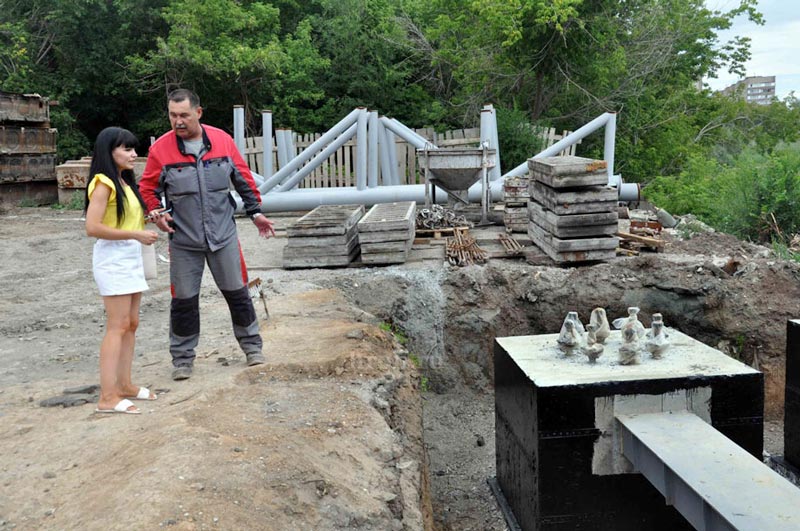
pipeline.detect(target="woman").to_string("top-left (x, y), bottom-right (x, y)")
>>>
top-left (84, 127), bottom-right (159, 414)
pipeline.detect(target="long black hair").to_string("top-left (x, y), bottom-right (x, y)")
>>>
top-left (84, 127), bottom-right (147, 226)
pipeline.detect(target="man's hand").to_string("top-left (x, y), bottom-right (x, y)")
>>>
top-left (252, 214), bottom-right (276, 239)
top-left (147, 209), bottom-right (175, 233)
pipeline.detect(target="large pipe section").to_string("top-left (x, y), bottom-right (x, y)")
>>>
top-left (258, 107), bottom-right (363, 193)
top-left (380, 117), bottom-right (434, 150)
top-left (261, 110), bottom-right (273, 179)
top-left (356, 108), bottom-right (368, 190)
top-left (233, 105), bottom-right (245, 157)
top-left (273, 123), bottom-right (358, 192)
top-left (502, 112), bottom-right (618, 179)
top-left (368, 111), bottom-right (379, 188)
top-left (482, 104), bottom-right (502, 180)
top-left (239, 182), bottom-right (504, 213)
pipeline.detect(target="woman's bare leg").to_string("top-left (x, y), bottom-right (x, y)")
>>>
top-left (97, 294), bottom-right (138, 412)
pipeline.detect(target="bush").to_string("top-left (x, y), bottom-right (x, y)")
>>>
top-left (644, 143), bottom-right (800, 243)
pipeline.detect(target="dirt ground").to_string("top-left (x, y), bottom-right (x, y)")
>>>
top-left (0, 205), bottom-right (797, 531)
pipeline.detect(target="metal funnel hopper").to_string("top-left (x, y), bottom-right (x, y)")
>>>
top-left (420, 148), bottom-right (497, 192)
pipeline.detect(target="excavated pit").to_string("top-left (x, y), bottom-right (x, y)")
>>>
top-left (322, 241), bottom-right (800, 530)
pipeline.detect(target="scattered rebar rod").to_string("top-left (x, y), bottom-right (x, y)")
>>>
top-left (446, 229), bottom-right (488, 266)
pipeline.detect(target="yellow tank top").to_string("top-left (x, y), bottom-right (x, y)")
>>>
top-left (87, 173), bottom-right (145, 231)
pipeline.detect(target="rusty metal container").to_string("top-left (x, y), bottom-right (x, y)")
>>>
top-left (0, 126), bottom-right (57, 155)
top-left (0, 154), bottom-right (56, 183)
top-left (0, 92), bottom-right (50, 124)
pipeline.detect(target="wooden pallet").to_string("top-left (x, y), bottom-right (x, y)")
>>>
top-left (415, 226), bottom-right (469, 239)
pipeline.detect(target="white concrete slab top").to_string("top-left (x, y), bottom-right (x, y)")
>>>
top-left (496, 329), bottom-right (758, 387)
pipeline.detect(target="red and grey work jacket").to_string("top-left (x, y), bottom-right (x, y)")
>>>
top-left (139, 125), bottom-right (262, 251)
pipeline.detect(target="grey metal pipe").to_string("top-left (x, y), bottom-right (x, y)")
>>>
top-left (378, 120), bottom-right (393, 186)
top-left (387, 127), bottom-right (400, 185)
top-left (233, 105), bottom-right (245, 157)
top-left (356, 108), bottom-right (368, 190)
top-left (261, 110), bottom-right (273, 178)
top-left (380, 117), bottom-right (433, 150)
top-left (258, 107), bottom-right (363, 193)
top-left (502, 112), bottom-right (617, 179)
top-left (368, 111), bottom-right (379, 188)
top-left (275, 129), bottom-right (288, 172)
top-left (490, 106), bottom-right (502, 180)
top-left (242, 182), bottom-right (504, 213)
top-left (274, 123), bottom-right (358, 192)
top-left (603, 112), bottom-right (617, 183)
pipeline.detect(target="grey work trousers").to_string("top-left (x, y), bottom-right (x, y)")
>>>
top-left (168, 238), bottom-right (262, 367)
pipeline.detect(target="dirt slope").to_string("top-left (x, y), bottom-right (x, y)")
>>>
top-left (0, 208), bottom-right (431, 530)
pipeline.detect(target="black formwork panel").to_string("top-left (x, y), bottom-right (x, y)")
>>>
top-left (494, 331), bottom-right (764, 531)
top-left (786, 319), bottom-right (800, 468)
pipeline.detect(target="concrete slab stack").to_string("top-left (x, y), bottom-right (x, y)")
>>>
top-left (527, 156), bottom-right (618, 262)
top-left (357, 201), bottom-right (416, 265)
top-left (0, 92), bottom-right (57, 204)
top-left (502, 175), bottom-right (529, 233)
top-left (283, 204), bottom-right (364, 269)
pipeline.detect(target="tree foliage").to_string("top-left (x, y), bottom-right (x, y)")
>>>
top-left (1, 0), bottom-right (797, 242)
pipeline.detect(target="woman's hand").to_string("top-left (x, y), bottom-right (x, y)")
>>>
top-left (135, 230), bottom-right (159, 245)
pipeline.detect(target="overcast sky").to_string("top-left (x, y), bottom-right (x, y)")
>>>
top-left (704, 0), bottom-right (799, 99)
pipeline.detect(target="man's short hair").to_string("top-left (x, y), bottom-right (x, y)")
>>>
top-left (168, 89), bottom-right (201, 108)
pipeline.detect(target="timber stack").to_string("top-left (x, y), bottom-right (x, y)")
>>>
top-left (502, 175), bottom-right (529, 233)
top-left (0, 91), bottom-right (57, 204)
top-left (527, 155), bottom-right (619, 263)
top-left (283, 204), bottom-right (364, 269)
top-left (357, 201), bottom-right (416, 265)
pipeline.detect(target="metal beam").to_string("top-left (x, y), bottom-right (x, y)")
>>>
top-left (617, 411), bottom-right (800, 531)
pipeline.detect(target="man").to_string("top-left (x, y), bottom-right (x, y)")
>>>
top-left (139, 89), bottom-right (275, 381)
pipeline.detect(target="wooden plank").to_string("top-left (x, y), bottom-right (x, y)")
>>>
top-left (615, 231), bottom-right (665, 249)
top-left (344, 141), bottom-right (352, 187)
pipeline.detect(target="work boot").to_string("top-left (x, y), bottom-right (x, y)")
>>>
top-left (246, 352), bottom-right (266, 366)
top-left (172, 365), bottom-right (193, 381)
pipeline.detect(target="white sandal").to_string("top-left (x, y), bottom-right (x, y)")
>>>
top-left (134, 387), bottom-right (157, 401)
top-left (95, 398), bottom-right (141, 415)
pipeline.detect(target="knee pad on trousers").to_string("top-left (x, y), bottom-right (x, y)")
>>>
top-left (171, 295), bottom-right (200, 337)
top-left (221, 286), bottom-right (256, 327)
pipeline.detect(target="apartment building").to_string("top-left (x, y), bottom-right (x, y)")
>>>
top-left (722, 75), bottom-right (776, 104)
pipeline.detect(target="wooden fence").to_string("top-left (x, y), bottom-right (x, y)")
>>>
top-left (243, 126), bottom-right (579, 188)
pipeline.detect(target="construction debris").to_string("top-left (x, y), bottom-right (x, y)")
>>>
top-left (446, 228), bottom-right (488, 266)
top-left (616, 231), bottom-right (665, 253)
top-left (416, 204), bottom-right (471, 230)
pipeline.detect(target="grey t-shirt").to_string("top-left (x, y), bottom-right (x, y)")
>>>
top-left (183, 139), bottom-right (206, 158)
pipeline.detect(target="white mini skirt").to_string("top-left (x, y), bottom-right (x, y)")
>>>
top-left (93, 239), bottom-right (149, 296)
